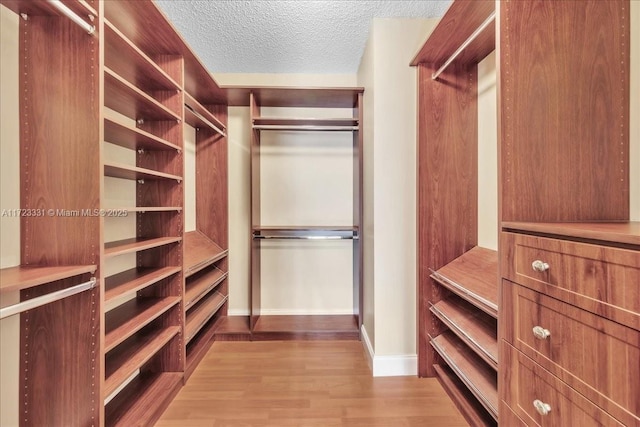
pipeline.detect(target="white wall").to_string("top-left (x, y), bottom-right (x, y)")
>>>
top-left (357, 18), bottom-right (439, 375)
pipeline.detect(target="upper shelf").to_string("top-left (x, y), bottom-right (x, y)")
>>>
top-left (104, 0), bottom-right (226, 105)
top-left (184, 92), bottom-right (226, 136)
top-left (104, 117), bottom-right (180, 152)
top-left (502, 221), bottom-right (640, 246)
top-left (183, 231), bottom-right (227, 278)
top-left (430, 246), bottom-right (498, 318)
top-left (104, 20), bottom-right (181, 93)
top-left (228, 86), bottom-right (364, 108)
top-left (0, 265), bottom-right (96, 294)
top-left (410, 0), bottom-right (495, 67)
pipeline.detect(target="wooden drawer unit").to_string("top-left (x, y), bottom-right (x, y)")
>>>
top-left (500, 222), bottom-right (640, 427)
top-left (503, 281), bottom-right (640, 425)
top-left (502, 342), bottom-right (626, 427)
top-left (501, 230), bottom-right (640, 330)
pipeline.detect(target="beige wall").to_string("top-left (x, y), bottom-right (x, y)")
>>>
top-left (0, 6), bottom-right (20, 426)
top-left (357, 18), bottom-right (439, 368)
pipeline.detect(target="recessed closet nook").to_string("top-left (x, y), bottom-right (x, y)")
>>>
top-left (0, 0), bottom-right (638, 426)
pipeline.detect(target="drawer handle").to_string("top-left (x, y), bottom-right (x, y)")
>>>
top-left (533, 326), bottom-right (551, 340)
top-left (533, 399), bottom-right (552, 416)
top-left (532, 260), bottom-right (550, 272)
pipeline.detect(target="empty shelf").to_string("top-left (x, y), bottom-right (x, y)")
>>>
top-left (105, 266), bottom-right (181, 303)
top-left (184, 92), bottom-right (226, 136)
top-left (185, 311), bottom-right (222, 381)
top-left (431, 331), bottom-right (498, 420)
top-left (104, 236), bottom-right (182, 258)
top-left (185, 291), bottom-right (227, 343)
top-left (104, 118), bottom-right (180, 152)
top-left (104, 162), bottom-right (182, 182)
top-left (105, 371), bottom-right (182, 427)
top-left (0, 265), bottom-right (96, 294)
top-left (431, 297), bottom-right (497, 370)
top-left (104, 20), bottom-right (180, 93)
top-left (105, 296), bottom-right (180, 352)
top-left (430, 247), bottom-right (498, 318)
top-left (104, 68), bottom-right (181, 122)
top-left (252, 315), bottom-right (359, 340)
top-left (105, 325), bottom-right (180, 397)
top-left (183, 231), bottom-right (227, 277)
top-left (434, 364), bottom-right (497, 427)
top-left (185, 267), bottom-right (227, 310)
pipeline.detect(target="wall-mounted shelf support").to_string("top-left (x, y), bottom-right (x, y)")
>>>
top-left (48, 0), bottom-right (95, 34)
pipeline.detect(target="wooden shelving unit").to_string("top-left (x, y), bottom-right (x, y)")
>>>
top-left (431, 332), bottom-right (498, 420)
top-left (184, 267), bottom-right (227, 310)
top-left (105, 266), bottom-right (181, 302)
top-left (104, 162), bottom-right (183, 182)
top-left (412, 1), bottom-right (499, 423)
top-left (104, 118), bottom-right (181, 152)
top-left (104, 237), bottom-right (182, 258)
top-left (0, 265), bottom-right (96, 293)
top-left (245, 87), bottom-right (364, 339)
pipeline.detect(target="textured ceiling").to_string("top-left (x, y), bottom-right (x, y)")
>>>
top-left (155, 1), bottom-right (451, 74)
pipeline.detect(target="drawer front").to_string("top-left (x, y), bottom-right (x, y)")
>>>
top-left (502, 342), bottom-right (626, 427)
top-left (502, 281), bottom-right (640, 425)
top-left (501, 232), bottom-right (640, 329)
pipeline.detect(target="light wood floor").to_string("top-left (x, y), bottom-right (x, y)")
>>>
top-left (156, 340), bottom-right (468, 427)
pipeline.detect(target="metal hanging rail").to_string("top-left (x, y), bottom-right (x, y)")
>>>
top-left (432, 11), bottom-right (496, 80)
top-left (0, 277), bottom-right (97, 320)
top-left (47, 0), bottom-right (95, 35)
top-left (253, 234), bottom-right (358, 240)
top-left (253, 125), bottom-right (358, 132)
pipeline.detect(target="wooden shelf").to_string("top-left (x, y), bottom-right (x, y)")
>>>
top-left (104, 68), bottom-right (181, 122)
top-left (431, 331), bottom-right (498, 420)
top-left (185, 291), bottom-right (227, 343)
top-left (105, 266), bottom-right (181, 303)
top-left (434, 364), bottom-right (497, 427)
top-left (104, 296), bottom-right (180, 352)
top-left (104, 118), bottom-right (180, 152)
top-left (104, 20), bottom-right (180, 93)
top-left (431, 297), bottom-right (497, 370)
top-left (104, 236), bottom-right (181, 258)
top-left (104, 161), bottom-right (182, 182)
top-left (502, 221), bottom-right (640, 246)
top-left (185, 312), bottom-right (223, 381)
top-left (227, 86), bottom-right (364, 108)
top-left (0, 265), bottom-right (96, 294)
top-left (184, 92), bottom-right (226, 135)
top-left (252, 315), bottom-right (359, 341)
top-left (252, 117), bottom-right (358, 131)
top-left (430, 246), bottom-right (498, 318)
top-left (214, 315), bottom-right (252, 341)
top-left (185, 267), bottom-right (227, 310)
top-left (104, 325), bottom-right (180, 397)
top-left (105, 371), bottom-right (183, 427)
top-left (410, 0), bottom-right (495, 66)
top-left (183, 231), bottom-right (227, 277)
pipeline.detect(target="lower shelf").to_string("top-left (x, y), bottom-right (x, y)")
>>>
top-left (214, 315), bottom-right (252, 341)
top-left (105, 371), bottom-right (182, 427)
top-left (185, 291), bottom-right (227, 343)
top-left (431, 331), bottom-right (498, 420)
top-left (185, 310), bottom-right (224, 381)
top-left (434, 364), bottom-right (497, 427)
top-left (252, 315), bottom-right (359, 341)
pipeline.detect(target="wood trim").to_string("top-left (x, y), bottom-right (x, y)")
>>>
top-left (502, 221), bottom-right (640, 247)
top-left (226, 86), bottom-right (364, 108)
top-left (251, 315), bottom-right (359, 341)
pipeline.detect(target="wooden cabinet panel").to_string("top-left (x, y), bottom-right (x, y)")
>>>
top-left (502, 232), bottom-right (640, 330)
top-left (502, 342), bottom-right (625, 427)
top-left (503, 281), bottom-right (640, 425)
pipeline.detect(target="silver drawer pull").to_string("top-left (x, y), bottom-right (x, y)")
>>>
top-left (532, 260), bottom-right (550, 272)
top-left (533, 326), bottom-right (551, 340)
top-left (533, 399), bottom-right (552, 416)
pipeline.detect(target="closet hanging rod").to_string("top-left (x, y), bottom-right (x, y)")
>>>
top-left (253, 125), bottom-right (358, 132)
top-left (0, 276), bottom-right (97, 320)
top-left (253, 235), bottom-right (358, 240)
top-left (432, 11), bottom-right (496, 80)
top-left (185, 104), bottom-right (227, 137)
top-left (47, 0), bottom-right (95, 35)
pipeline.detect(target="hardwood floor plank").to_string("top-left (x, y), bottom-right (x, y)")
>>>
top-left (156, 341), bottom-right (468, 426)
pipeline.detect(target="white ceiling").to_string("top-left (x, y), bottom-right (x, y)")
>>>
top-left (155, 1), bottom-right (451, 74)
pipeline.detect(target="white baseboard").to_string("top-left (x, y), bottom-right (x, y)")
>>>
top-left (361, 325), bottom-right (417, 377)
top-left (227, 308), bottom-right (250, 316)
